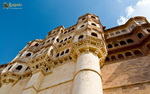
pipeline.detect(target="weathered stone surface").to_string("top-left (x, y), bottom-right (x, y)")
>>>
top-left (102, 55), bottom-right (150, 94)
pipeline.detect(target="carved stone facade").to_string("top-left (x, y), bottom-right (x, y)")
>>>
top-left (0, 13), bottom-right (150, 94)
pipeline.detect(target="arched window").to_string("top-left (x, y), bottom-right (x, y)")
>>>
top-left (82, 18), bottom-right (86, 21)
top-left (53, 31), bottom-right (56, 34)
top-left (125, 52), bottom-right (132, 58)
top-left (56, 53), bottom-right (59, 57)
top-left (137, 33), bottom-right (143, 38)
top-left (111, 56), bottom-right (117, 61)
top-left (108, 44), bottom-right (113, 48)
top-left (91, 23), bottom-right (96, 26)
top-left (91, 16), bottom-right (96, 19)
top-left (68, 36), bottom-right (72, 39)
top-left (60, 51), bottom-right (64, 56)
top-left (134, 50), bottom-right (143, 56)
top-left (46, 68), bottom-right (49, 72)
top-left (122, 30), bottom-right (127, 33)
top-left (46, 40), bottom-right (50, 43)
top-left (68, 30), bottom-right (70, 33)
top-left (64, 31), bottom-right (67, 34)
top-left (78, 35), bottom-right (84, 40)
top-left (105, 57), bottom-right (110, 62)
top-left (16, 65), bottom-right (23, 70)
top-left (61, 30), bottom-right (63, 34)
top-left (127, 39), bottom-right (134, 43)
top-left (34, 43), bottom-right (39, 46)
top-left (146, 43), bottom-right (150, 51)
top-left (52, 37), bottom-right (55, 40)
top-left (120, 41), bottom-right (126, 45)
top-left (116, 31), bottom-right (120, 34)
top-left (118, 54), bottom-right (124, 59)
top-left (110, 33), bottom-right (114, 36)
top-left (69, 56), bottom-right (72, 60)
top-left (80, 25), bottom-right (85, 28)
top-left (72, 28), bottom-right (75, 30)
top-left (26, 53), bottom-right (31, 57)
top-left (114, 43), bottom-right (119, 47)
top-left (64, 38), bottom-right (67, 41)
top-left (147, 29), bottom-right (150, 33)
top-left (91, 32), bottom-right (98, 37)
top-left (56, 38), bottom-right (59, 42)
top-left (65, 49), bottom-right (69, 54)
top-left (60, 40), bottom-right (63, 43)
top-left (36, 65), bottom-right (38, 69)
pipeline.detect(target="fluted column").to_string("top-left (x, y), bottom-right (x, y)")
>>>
top-left (72, 52), bottom-right (103, 94)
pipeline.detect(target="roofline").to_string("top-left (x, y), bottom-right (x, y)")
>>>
top-left (105, 16), bottom-right (147, 32)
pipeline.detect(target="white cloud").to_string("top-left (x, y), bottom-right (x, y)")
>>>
top-left (117, 0), bottom-right (150, 25)
top-left (125, 6), bottom-right (135, 17)
top-left (117, 16), bottom-right (128, 25)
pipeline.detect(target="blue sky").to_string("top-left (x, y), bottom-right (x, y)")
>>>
top-left (0, 0), bottom-right (148, 64)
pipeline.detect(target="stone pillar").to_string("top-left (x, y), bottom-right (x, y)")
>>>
top-left (72, 52), bottom-right (103, 94)
top-left (0, 83), bottom-right (13, 94)
top-left (22, 71), bottom-right (44, 94)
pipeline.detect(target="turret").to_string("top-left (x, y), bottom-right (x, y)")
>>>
top-left (72, 13), bottom-right (107, 94)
